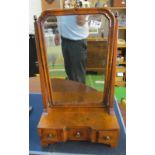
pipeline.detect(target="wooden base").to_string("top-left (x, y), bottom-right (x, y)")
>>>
top-left (38, 107), bottom-right (120, 148)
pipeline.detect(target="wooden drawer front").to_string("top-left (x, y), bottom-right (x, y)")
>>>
top-left (98, 131), bottom-right (118, 145)
top-left (67, 128), bottom-right (89, 141)
top-left (41, 129), bottom-right (60, 142)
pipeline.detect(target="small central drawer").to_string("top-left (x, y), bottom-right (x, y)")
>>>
top-left (67, 128), bottom-right (90, 141)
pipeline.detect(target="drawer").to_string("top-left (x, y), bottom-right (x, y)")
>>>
top-left (98, 130), bottom-right (118, 145)
top-left (41, 129), bottom-right (60, 142)
top-left (67, 128), bottom-right (90, 141)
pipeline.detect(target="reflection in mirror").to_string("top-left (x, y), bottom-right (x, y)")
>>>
top-left (42, 14), bottom-right (109, 106)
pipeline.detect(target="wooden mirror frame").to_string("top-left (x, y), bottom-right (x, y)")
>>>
top-left (34, 8), bottom-right (118, 115)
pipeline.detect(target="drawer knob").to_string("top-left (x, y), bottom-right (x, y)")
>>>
top-left (105, 136), bottom-right (110, 141)
top-left (75, 132), bottom-right (81, 138)
top-left (48, 134), bottom-right (54, 138)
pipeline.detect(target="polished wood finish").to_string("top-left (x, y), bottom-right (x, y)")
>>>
top-left (34, 8), bottom-right (120, 147)
top-left (38, 107), bottom-right (120, 147)
top-left (35, 8), bottom-right (117, 109)
top-left (108, 12), bottom-right (118, 114)
top-left (113, 7), bottom-right (126, 87)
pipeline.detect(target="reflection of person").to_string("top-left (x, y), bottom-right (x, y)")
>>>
top-left (54, 15), bottom-right (89, 83)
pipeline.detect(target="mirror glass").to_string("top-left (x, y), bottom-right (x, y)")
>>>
top-left (42, 14), bottom-right (110, 106)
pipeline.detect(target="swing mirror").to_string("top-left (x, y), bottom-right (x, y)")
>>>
top-left (35, 9), bottom-right (115, 107)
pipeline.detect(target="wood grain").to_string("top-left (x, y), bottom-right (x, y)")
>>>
top-left (38, 107), bottom-right (120, 147)
top-left (34, 8), bottom-right (120, 147)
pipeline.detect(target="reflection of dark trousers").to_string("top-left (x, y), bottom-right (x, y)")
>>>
top-left (29, 34), bottom-right (39, 77)
top-left (61, 36), bottom-right (87, 84)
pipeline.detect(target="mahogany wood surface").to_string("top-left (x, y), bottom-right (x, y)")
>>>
top-left (39, 108), bottom-right (119, 130)
top-left (35, 8), bottom-right (117, 108)
top-left (38, 107), bottom-right (120, 147)
top-left (34, 8), bottom-right (120, 148)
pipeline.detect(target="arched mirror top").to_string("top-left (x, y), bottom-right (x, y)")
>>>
top-left (34, 8), bottom-right (118, 110)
